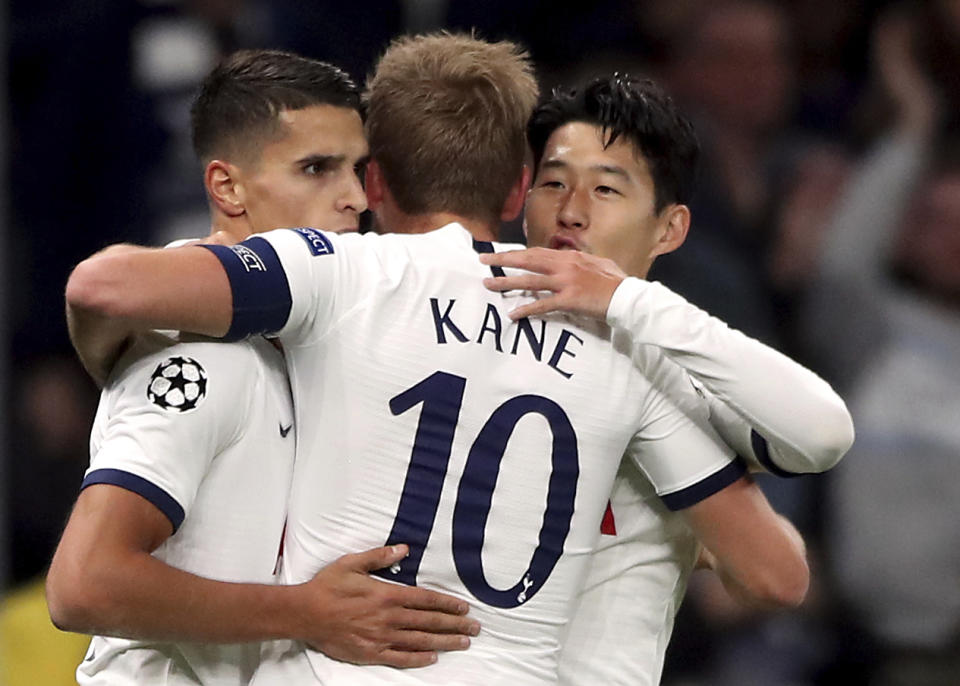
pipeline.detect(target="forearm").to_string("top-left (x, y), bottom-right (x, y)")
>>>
top-left (704, 515), bottom-right (807, 609)
top-left (66, 302), bottom-right (137, 386)
top-left (66, 244), bottom-right (232, 349)
top-left (683, 478), bottom-right (809, 609)
top-left (608, 278), bottom-right (854, 473)
top-left (48, 545), bottom-right (306, 643)
top-left (47, 485), bottom-right (306, 644)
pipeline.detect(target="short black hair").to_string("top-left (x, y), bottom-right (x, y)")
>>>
top-left (528, 74), bottom-right (700, 212)
top-left (191, 49), bottom-right (361, 163)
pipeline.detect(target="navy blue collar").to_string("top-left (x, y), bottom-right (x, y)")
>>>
top-left (472, 239), bottom-right (506, 278)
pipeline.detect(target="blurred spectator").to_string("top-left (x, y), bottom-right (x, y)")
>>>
top-left (801, 7), bottom-right (960, 684)
top-left (7, 354), bottom-right (96, 586)
top-left (786, 0), bottom-right (876, 137)
top-left (915, 0), bottom-right (960, 134)
top-left (651, 0), bottom-right (798, 344)
top-left (766, 141), bottom-right (854, 362)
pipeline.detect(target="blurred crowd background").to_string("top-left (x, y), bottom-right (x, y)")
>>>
top-left (3, 1), bottom-right (960, 684)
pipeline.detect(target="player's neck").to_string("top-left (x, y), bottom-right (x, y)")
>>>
top-left (387, 211), bottom-right (498, 242)
top-left (207, 214), bottom-right (254, 244)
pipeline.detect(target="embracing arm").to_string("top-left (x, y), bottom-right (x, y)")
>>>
top-left (682, 475), bottom-right (809, 608)
top-left (46, 484), bottom-right (300, 643)
top-left (46, 485), bottom-right (477, 667)
top-left (481, 248), bottom-right (854, 474)
top-left (66, 244), bottom-right (233, 384)
top-left (603, 277), bottom-right (854, 474)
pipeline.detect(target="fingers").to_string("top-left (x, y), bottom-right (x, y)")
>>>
top-left (394, 585), bottom-right (470, 615)
top-left (345, 544), bottom-right (410, 573)
top-left (393, 605), bottom-right (480, 635)
top-left (482, 274), bottom-right (555, 294)
top-left (479, 247), bottom-right (557, 273)
top-left (389, 629), bottom-right (472, 653)
top-left (502, 298), bottom-right (560, 321)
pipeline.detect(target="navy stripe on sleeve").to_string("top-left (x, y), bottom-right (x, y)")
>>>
top-left (201, 238), bottom-right (292, 341)
top-left (81, 468), bottom-right (186, 532)
top-left (751, 430), bottom-right (802, 478)
top-left (660, 457), bottom-right (748, 511)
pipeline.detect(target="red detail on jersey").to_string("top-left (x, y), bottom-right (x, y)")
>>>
top-left (600, 501), bottom-right (616, 535)
top-left (273, 519), bottom-right (287, 575)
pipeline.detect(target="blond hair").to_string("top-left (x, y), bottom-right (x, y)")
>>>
top-left (366, 32), bottom-right (539, 224)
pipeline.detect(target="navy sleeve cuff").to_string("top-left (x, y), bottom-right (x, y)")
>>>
top-left (751, 430), bottom-right (803, 478)
top-left (81, 468), bottom-right (186, 533)
top-left (201, 238), bottom-right (293, 341)
top-left (660, 457), bottom-right (748, 511)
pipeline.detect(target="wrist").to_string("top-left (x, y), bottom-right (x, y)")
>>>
top-left (259, 582), bottom-right (312, 641)
top-left (604, 276), bottom-right (648, 328)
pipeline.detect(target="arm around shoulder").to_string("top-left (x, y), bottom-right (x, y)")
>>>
top-left (66, 244), bottom-right (234, 383)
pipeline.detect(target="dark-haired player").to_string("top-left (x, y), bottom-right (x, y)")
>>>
top-left (48, 49), bottom-right (476, 685)
top-left (482, 74), bottom-right (853, 685)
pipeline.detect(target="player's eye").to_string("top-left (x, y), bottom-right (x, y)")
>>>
top-left (539, 179), bottom-right (565, 189)
top-left (303, 160), bottom-right (337, 176)
top-left (596, 185), bottom-right (621, 196)
top-left (353, 161), bottom-right (367, 181)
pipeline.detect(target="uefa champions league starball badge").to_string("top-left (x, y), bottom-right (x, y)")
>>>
top-left (146, 356), bottom-right (208, 413)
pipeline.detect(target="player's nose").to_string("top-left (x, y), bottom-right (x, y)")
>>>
top-left (557, 189), bottom-right (587, 230)
top-left (340, 172), bottom-right (368, 214)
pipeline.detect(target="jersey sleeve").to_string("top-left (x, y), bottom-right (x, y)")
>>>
top-left (607, 277), bottom-right (855, 475)
top-left (201, 228), bottom-right (367, 346)
top-left (82, 339), bottom-right (253, 532)
top-left (624, 346), bottom-right (745, 511)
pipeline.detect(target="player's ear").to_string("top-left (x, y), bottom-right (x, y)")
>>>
top-left (650, 204), bottom-right (690, 258)
top-left (501, 164), bottom-right (532, 222)
top-left (365, 160), bottom-right (385, 211)
top-left (205, 160), bottom-right (246, 218)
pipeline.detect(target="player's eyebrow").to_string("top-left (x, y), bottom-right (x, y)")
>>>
top-left (591, 164), bottom-right (630, 179)
top-left (540, 159), bottom-right (630, 180)
top-left (540, 159), bottom-right (570, 172)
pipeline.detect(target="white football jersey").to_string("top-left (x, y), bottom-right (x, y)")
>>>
top-left (76, 334), bottom-right (295, 686)
top-left (559, 276), bottom-right (853, 685)
top-left (206, 224), bottom-right (742, 685)
top-left (558, 459), bottom-right (698, 686)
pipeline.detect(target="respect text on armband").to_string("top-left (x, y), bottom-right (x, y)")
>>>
top-left (293, 227), bottom-right (335, 256)
top-left (230, 244), bottom-right (267, 272)
top-left (429, 297), bottom-right (583, 379)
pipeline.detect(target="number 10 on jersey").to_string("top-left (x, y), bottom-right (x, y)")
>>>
top-left (372, 371), bottom-right (580, 609)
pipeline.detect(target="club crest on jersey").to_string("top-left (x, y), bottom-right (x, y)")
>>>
top-left (146, 356), bottom-right (208, 413)
top-left (293, 227), bottom-right (335, 256)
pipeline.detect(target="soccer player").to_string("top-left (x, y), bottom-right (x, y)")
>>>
top-left (63, 34), bottom-right (808, 684)
top-left (480, 75), bottom-right (855, 684)
top-left (46, 49), bottom-right (478, 684)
